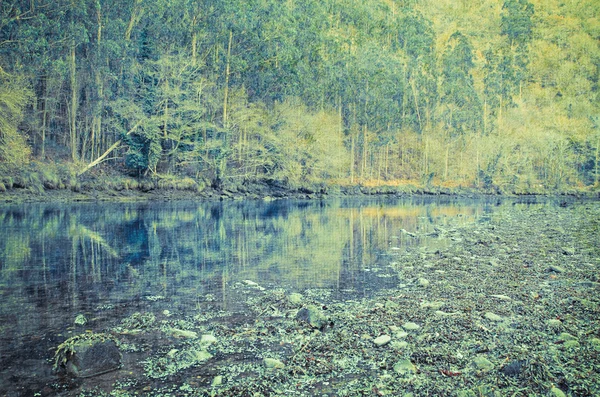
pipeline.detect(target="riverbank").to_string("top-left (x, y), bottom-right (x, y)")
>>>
top-left (2, 161), bottom-right (599, 203)
top-left (0, 175), bottom-right (597, 204)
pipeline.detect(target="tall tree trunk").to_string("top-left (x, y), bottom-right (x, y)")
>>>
top-left (596, 135), bottom-right (600, 186)
top-left (69, 38), bottom-right (78, 161)
top-left (411, 79), bottom-right (422, 132)
top-left (125, 0), bottom-right (143, 42)
top-left (191, 15), bottom-right (198, 66)
top-left (350, 133), bottom-right (355, 184)
top-left (444, 143), bottom-right (449, 181)
top-left (362, 124), bottom-right (368, 180)
top-left (92, 0), bottom-right (103, 162)
top-left (41, 76), bottom-right (48, 159)
top-left (223, 30), bottom-right (233, 127)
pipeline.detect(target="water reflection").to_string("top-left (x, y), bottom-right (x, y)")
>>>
top-left (0, 198), bottom-right (496, 354)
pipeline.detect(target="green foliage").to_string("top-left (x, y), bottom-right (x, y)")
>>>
top-left (0, 0), bottom-right (597, 191)
top-left (501, 0), bottom-right (534, 46)
top-left (441, 32), bottom-right (482, 136)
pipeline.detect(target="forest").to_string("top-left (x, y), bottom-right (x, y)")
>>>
top-left (0, 0), bottom-right (599, 194)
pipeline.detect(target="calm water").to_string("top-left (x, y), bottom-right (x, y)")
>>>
top-left (0, 196), bottom-right (513, 394)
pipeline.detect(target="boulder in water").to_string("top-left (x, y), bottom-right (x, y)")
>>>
top-left (54, 333), bottom-right (122, 378)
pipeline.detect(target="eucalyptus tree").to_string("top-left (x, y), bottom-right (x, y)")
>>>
top-left (440, 31), bottom-right (482, 180)
top-left (483, 0), bottom-right (534, 131)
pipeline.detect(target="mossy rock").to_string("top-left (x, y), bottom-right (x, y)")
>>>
top-left (296, 305), bottom-right (329, 329)
top-left (54, 333), bottom-right (122, 378)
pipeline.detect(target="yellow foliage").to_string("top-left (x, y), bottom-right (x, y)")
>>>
top-left (0, 72), bottom-right (32, 167)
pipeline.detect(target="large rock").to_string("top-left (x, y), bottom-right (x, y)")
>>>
top-left (296, 305), bottom-right (329, 330)
top-left (55, 335), bottom-right (122, 378)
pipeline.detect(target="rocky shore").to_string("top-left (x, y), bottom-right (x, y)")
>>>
top-left (40, 200), bottom-right (599, 397)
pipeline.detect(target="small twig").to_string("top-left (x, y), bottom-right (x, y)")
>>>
top-left (291, 337), bottom-right (312, 360)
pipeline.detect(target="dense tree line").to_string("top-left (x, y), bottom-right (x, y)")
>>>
top-left (1, 0), bottom-right (598, 191)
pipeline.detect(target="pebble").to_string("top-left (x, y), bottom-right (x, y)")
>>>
top-left (200, 334), bottom-right (217, 346)
top-left (385, 300), bottom-right (399, 309)
top-left (394, 330), bottom-right (409, 338)
top-left (501, 360), bottom-right (526, 377)
top-left (168, 328), bottom-right (198, 339)
top-left (550, 386), bottom-right (567, 397)
top-left (418, 278), bottom-right (430, 287)
top-left (589, 337), bottom-right (600, 350)
top-left (402, 322), bottom-right (420, 331)
top-left (558, 332), bottom-right (577, 341)
top-left (473, 355), bottom-right (494, 371)
top-left (74, 314), bottom-right (87, 326)
top-left (435, 310), bottom-right (460, 317)
top-left (288, 293), bottom-right (303, 305)
top-left (420, 301), bottom-right (444, 310)
top-left (547, 265), bottom-right (565, 273)
top-left (546, 319), bottom-right (562, 329)
top-left (393, 359), bottom-right (416, 376)
top-left (561, 247), bottom-right (575, 256)
top-left (263, 358), bottom-right (285, 369)
top-left (563, 340), bottom-right (580, 349)
top-left (484, 312), bottom-right (503, 322)
top-left (490, 294), bottom-right (512, 301)
top-left (373, 335), bottom-right (391, 346)
top-left (391, 340), bottom-right (408, 349)
top-left (243, 280), bottom-right (265, 290)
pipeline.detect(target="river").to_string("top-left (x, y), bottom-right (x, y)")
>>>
top-left (0, 196), bottom-right (543, 395)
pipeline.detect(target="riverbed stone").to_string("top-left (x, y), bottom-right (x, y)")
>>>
top-left (391, 340), bottom-right (408, 350)
top-left (373, 335), bottom-right (391, 346)
top-left (74, 314), bottom-right (87, 326)
top-left (546, 319), bottom-right (562, 329)
top-left (484, 312), bottom-right (503, 322)
top-left (421, 301), bottom-right (444, 310)
top-left (490, 294), bottom-right (512, 301)
top-left (563, 340), bottom-right (580, 349)
top-left (501, 360), bottom-right (526, 377)
top-left (394, 330), bottom-right (409, 338)
top-left (385, 300), bottom-right (399, 310)
top-left (558, 332), bottom-right (577, 341)
top-left (296, 305), bottom-right (329, 330)
top-left (473, 355), bottom-right (494, 371)
top-left (393, 359), bottom-right (416, 376)
top-left (435, 310), bottom-right (461, 317)
top-left (63, 339), bottom-right (122, 378)
top-left (264, 357), bottom-right (285, 369)
top-left (288, 293), bottom-right (303, 305)
top-left (168, 328), bottom-right (198, 339)
top-left (589, 338), bottom-right (600, 350)
top-left (550, 386), bottom-right (567, 397)
top-left (200, 334), bottom-right (217, 347)
top-left (402, 322), bottom-right (420, 331)
top-left (418, 278), bottom-right (430, 287)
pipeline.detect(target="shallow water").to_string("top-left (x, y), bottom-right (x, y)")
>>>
top-left (0, 196), bottom-right (542, 395)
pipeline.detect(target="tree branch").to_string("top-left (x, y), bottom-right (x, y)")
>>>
top-left (77, 120), bottom-right (142, 176)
